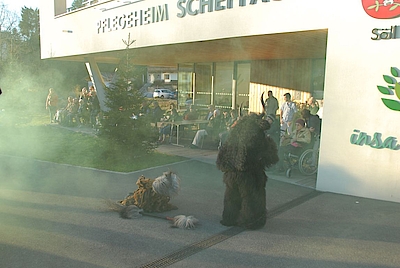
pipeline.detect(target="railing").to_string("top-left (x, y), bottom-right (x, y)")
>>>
top-left (65, 0), bottom-right (141, 14)
top-left (82, 0), bottom-right (99, 7)
top-left (66, 0), bottom-right (106, 13)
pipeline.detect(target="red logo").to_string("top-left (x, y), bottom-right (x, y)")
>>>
top-left (362, 0), bottom-right (400, 19)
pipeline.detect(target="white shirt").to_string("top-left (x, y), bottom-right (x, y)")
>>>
top-left (280, 101), bottom-right (297, 122)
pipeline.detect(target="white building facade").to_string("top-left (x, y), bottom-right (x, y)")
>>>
top-left (40, 0), bottom-right (400, 202)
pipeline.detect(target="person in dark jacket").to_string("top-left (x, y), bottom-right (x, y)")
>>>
top-left (151, 101), bottom-right (164, 125)
top-left (301, 108), bottom-right (322, 166)
top-left (301, 109), bottom-right (321, 137)
top-left (265, 114), bottom-right (280, 146)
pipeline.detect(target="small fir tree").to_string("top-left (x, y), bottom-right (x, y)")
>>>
top-left (99, 54), bottom-right (158, 156)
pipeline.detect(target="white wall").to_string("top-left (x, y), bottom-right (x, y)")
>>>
top-left (40, 0), bottom-right (329, 59)
top-left (317, 1), bottom-right (400, 202)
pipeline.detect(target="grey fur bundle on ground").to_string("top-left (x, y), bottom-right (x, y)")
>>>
top-left (105, 171), bottom-right (198, 229)
top-left (105, 200), bottom-right (199, 229)
top-left (152, 171), bottom-right (180, 197)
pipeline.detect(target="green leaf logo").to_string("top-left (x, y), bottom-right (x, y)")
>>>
top-left (379, 67), bottom-right (400, 111)
top-left (395, 82), bottom-right (400, 99)
top-left (383, 75), bottom-right (397, 84)
top-left (391, 67), bottom-right (400, 77)
top-left (377, 85), bottom-right (391, 95)
top-left (381, 98), bottom-right (400, 111)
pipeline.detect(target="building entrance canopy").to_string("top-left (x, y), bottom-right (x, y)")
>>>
top-left (52, 30), bottom-right (327, 67)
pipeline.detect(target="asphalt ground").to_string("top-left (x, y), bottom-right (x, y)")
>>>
top-left (1, 154), bottom-right (400, 268)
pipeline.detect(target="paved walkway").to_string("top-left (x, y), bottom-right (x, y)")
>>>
top-left (49, 123), bottom-right (316, 188)
top-left (50, 123), bottom-right (316, 189)
top-left (1, 154), bottom-right (400, 268)
top-left (4, 126), bottom-right (395, 267)
top-left (156, 143), bottom-right (317, 189)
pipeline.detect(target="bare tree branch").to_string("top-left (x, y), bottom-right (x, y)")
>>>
top-left (0, 3), bottom-right (19, 32)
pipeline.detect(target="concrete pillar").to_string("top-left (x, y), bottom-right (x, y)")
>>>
top-left (231, 62), bottom-right (238, 110)
top-left (85, 58), bottom-right (107, 111)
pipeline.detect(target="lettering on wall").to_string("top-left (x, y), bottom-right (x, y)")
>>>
top-left (97, 0), bottom-right (276, 33)
top-left (97, 4), bottom-right (169, 33)
top-left (350, 129), bottom-right (400, 150)
top-left (176, 0), bottom-right (272, 18)
top-left (352, 66), bottom-right (400, 151)
top-left (371, 25), bottom-right (400, 40)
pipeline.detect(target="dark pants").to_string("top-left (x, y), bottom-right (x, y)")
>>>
top-left (48, 106), bottom-right (57, 123)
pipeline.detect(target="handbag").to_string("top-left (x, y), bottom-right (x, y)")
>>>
top-left (291, 141), bottom-right (301, 147)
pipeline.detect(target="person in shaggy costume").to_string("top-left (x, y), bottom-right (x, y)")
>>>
top-left (118, 172), bottom-right (180, 215)
top-left (216, 113), bottom-right (279, 229)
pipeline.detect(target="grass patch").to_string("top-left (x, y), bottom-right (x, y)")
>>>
top-left (0, 113), bottom-right (186, 172)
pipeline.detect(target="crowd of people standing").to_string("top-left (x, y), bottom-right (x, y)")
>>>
top-left (45, 86), bottom-right (323, 170)
top-left (46, 86), bottom-right (101, 128)
top-left (184, 91), bottom-right (322, 159)
top-left (264, 91), bottom-right (322, 172)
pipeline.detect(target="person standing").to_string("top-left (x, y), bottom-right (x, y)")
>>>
top-left (280, 93), bottom-right (297, 137)
top-left (151, 101), bottom-right (164, 125)
top-left (265, 114), bottom-right (280, 146)
top-left (45, 88), bottom-right (58, 123)
top-left (264, 90), bottom-right (279, 117)
top-left (158, 102), bottom-right (179, 143)
top-left (316, 99), bottom-right (324, 119)
top-left (307, 96), bottom-right (320, 115)
top-left (88, 89), bottom-right (100, 128)
top-left (218, 109), bottom-right (239, 149)
top-left (216, 114), bottom-right (279, 229)
top-left (301, 108), bottom-right (322, 166)
top-left (139, 100), bottom-right (150, 116)
top-left (78, 87), bottom-right (90, 125)
top-left (301, 109), bottom-right (321, 137)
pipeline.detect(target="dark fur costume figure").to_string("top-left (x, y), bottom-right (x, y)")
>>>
top-left (119, 172), bottom-right (179, 213)
top-left (216, 113), bottom-right (279, 229)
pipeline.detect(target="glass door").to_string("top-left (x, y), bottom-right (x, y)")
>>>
top-left (177, 63), bottom-right (194, 109)
top-left (215, 62), bottom-right (234, 109)
top-left (194, 63), bottom-right (214, 109)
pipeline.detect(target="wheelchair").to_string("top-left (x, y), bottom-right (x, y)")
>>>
top-left (283, 147), bottom-right (319, 178)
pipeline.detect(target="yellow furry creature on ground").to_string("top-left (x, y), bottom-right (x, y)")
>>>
top-left (119, 172), bottom-right (180, 213)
